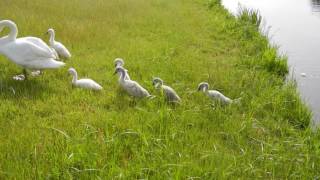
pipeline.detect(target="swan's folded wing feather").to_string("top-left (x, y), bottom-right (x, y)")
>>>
top-left (124, 81), bottom-right (141, 96)
top-left (53, 42), bottom-right (71, 58)
top-left (54, 42), bottom-right (67, 52)
top-left (77, 79), bottom-right (102, 90)
top-left (5, 40), bottom-right (55, 61)
top-left (22, 37), bottom-right (55, 57)
top-left (163, 86), bottom-right (180, 101)
top-left (134, 83), bottom-right (149, 97)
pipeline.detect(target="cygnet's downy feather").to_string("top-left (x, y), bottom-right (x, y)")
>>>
top-left (197, 82), bottom-right (240, 104)
top-left (114, 66), bottom-right (151, 98)
top-left (153, 77), bottom-right (181, 103)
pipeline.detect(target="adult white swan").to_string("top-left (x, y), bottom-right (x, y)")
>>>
top-left (47, 28), bottom-right (71, 60)
top-left (0, 20), bottom-right (65, 80)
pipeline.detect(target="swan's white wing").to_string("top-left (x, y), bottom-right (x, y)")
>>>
top-left (125, 80), bottom-right (150, 97)
top-left (163, 85), bottom-right (180, 102)
top-left (51, 48), bottom-right (59, 59)
top-left (76, 79), bottom-right (102, 90)
top-left (1, 39), bottom-right (60, 69)
top-left (53, 41), bottom-right (71, 59)
top-left (26, 58), bottom-right (65, 69)
top-left (208, 90), bottom-right (232, 103)
top-left (22, 37), bottom-right (57, 58)
top-left (0, 37), bottom-right (64, 69)
top-left (0, 40), bottom-right (56, 66)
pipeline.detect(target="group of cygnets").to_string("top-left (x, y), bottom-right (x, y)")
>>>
top-left (0, 20), bottom-right (239, 104)
top-left (112, 58), bottom-right (239, 104)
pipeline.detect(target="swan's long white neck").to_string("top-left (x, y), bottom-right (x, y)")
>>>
top-left (49, 30), bottom-right (55, 45)
top-left (71, 71), bottom-right (78, 84)
top-left (119, 69), bottom-right (127, 82)
top-left (0, 20), bottom-right (18, 41)
top-left (201, 85), bottom-right (209, 93)
top-left (155, 81), bottom-right (163, 89)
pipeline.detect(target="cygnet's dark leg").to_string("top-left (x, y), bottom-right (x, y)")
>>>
top-left (129, 98), bottom-right (137, 107)
top-left (23, 69), bottom-right (28, 80)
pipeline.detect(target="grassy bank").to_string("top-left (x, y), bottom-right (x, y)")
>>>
top-left (0, 0), bottom-right (319, 178)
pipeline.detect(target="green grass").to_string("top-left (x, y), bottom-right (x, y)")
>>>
top-left (0, 0), bottom-right (319, 179)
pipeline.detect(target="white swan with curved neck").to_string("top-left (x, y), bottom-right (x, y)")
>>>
top-left (47, 28), bottom-right (71, 60)
top-left (0, 20), bottom-right (64, 80)
top-left (68, 68), bottom-right (103, 91)
top-left (114, 66), bottom-right (151, 98)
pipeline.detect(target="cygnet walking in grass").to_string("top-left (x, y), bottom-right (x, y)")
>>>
top-left (47, 28), bottom-right (71, 60)
top-left (68, 68), bottom-right (102, 91)
top-left (114, 58), bottom-right (130, 80)
top-left (114, 66), bottom-right (151, 98)
top-left (197, 82), bottom-right (239, 104)
top-left (152, 77), bottom-right (181, 103)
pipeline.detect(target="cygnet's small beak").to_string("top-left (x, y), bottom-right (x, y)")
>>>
top-left (113, 71), bottom-right (117, 75)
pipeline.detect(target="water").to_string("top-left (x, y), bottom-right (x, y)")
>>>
top-left (222, 0), bottom-right (320, 126)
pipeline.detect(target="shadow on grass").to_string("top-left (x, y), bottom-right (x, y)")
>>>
top-left (0, 77), bottom-right (53, 100)
top-left (108, 87), bottom-right (133, 111)
top-left (109, 87), bottom-right (157, 111)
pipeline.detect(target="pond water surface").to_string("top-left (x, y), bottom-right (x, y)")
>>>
top-left (222, 0), bottom-right (320, 127)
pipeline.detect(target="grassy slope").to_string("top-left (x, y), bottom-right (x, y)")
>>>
top-left (0, 0), bottom-right (319, 178)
